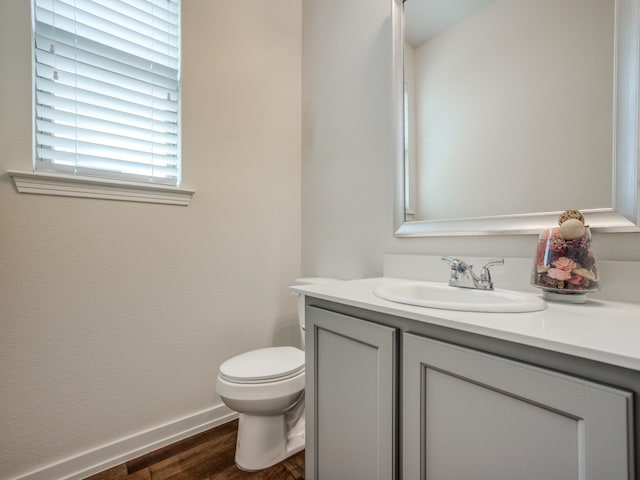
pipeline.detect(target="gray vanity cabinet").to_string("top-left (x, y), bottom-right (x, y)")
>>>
top-left (305, 300), bottom-right (636, 479)
top-left (305, 306), bottom-right (397, 480)
top-left (403, 333), bottom-right (633, 479)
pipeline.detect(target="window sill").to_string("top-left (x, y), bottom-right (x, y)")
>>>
top-left (7, 170), bottom-right (194, 206)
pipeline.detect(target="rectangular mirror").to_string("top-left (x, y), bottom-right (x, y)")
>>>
top-left (393, 0), bottom-right (640, 236)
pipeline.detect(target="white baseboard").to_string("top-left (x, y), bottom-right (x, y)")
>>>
top-left (11, 404), bottom-right (238, 480)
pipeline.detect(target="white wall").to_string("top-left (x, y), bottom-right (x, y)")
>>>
top-left (0, 1), bottom-right (301, 479)
top-left (301, 0), bottom-right (640, 281)
top-left (302, 0), bottom-right (396, 280)
top-left (414, 0), bottom-right (613, 220)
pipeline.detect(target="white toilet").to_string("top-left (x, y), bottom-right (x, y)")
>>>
top-left (215, 277), bottom-right (339, 471)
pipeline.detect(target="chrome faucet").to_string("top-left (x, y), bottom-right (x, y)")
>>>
top-left (441, 257), bottom-right (504, 290)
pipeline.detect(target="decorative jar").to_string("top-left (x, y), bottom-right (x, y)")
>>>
top-left (531, 225), bottom-right (599, 303)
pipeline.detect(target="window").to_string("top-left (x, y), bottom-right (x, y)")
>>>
top-left (33, 0), bottom-right (181, 187)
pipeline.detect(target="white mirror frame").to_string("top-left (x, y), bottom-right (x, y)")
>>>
top-left (393, 0), bottom-right (640, 237)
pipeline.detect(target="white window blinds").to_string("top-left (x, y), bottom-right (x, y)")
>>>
top-left (33, 0), bottom-right (181, 186)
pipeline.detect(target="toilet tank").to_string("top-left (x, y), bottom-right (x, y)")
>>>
top-left (292, 277), bottom-right (341, 349)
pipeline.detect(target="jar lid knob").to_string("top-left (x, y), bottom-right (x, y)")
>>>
top-left (558, 209), bottom-right (584, 225)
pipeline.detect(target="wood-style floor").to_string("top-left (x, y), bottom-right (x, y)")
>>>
top-left (84, 419), bottom-right (305, 480)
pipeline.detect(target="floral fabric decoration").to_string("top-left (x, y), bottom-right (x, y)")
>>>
top-left (532, 227), bottom-right (598, 292)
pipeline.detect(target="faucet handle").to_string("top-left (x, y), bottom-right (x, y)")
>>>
top-left (442, 257), bottom-right (472, 287)
top-left (442, 256), bottom-right (464, 269)
top-left (479, 258), bottom-right (504, 287)
top-left (482, 258), bottom-right (504, 269)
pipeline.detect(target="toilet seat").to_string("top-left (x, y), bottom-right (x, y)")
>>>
top-left (219, 346), bottom-right (304, 384)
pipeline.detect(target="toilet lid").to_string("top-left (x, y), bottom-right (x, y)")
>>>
top-left (219, 346), bottom-right (305, 384)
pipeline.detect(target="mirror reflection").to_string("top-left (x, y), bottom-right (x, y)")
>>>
top-left (403, 0), bottom-right (614, 223)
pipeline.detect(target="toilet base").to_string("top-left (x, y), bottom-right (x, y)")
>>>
top-left (235, 406), bottom-right (305, 471)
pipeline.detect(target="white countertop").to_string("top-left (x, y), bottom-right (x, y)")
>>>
top-left (291, 277), bottom-right (640, 371)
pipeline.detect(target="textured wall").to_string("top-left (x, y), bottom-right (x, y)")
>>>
top-left (0, 1), bottom-right (301, 478)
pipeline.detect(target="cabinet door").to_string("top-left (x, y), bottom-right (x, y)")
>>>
top-left (403, 333), bottom-right (633, 480)
top-left (306, 307), bottom-right (396, 480)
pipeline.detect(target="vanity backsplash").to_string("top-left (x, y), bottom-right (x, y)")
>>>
top-left (383, 254), bottom-right (639, 304)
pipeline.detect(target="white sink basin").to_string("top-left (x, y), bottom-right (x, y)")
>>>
top-left (373, 281), bottom-right (546, 313)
